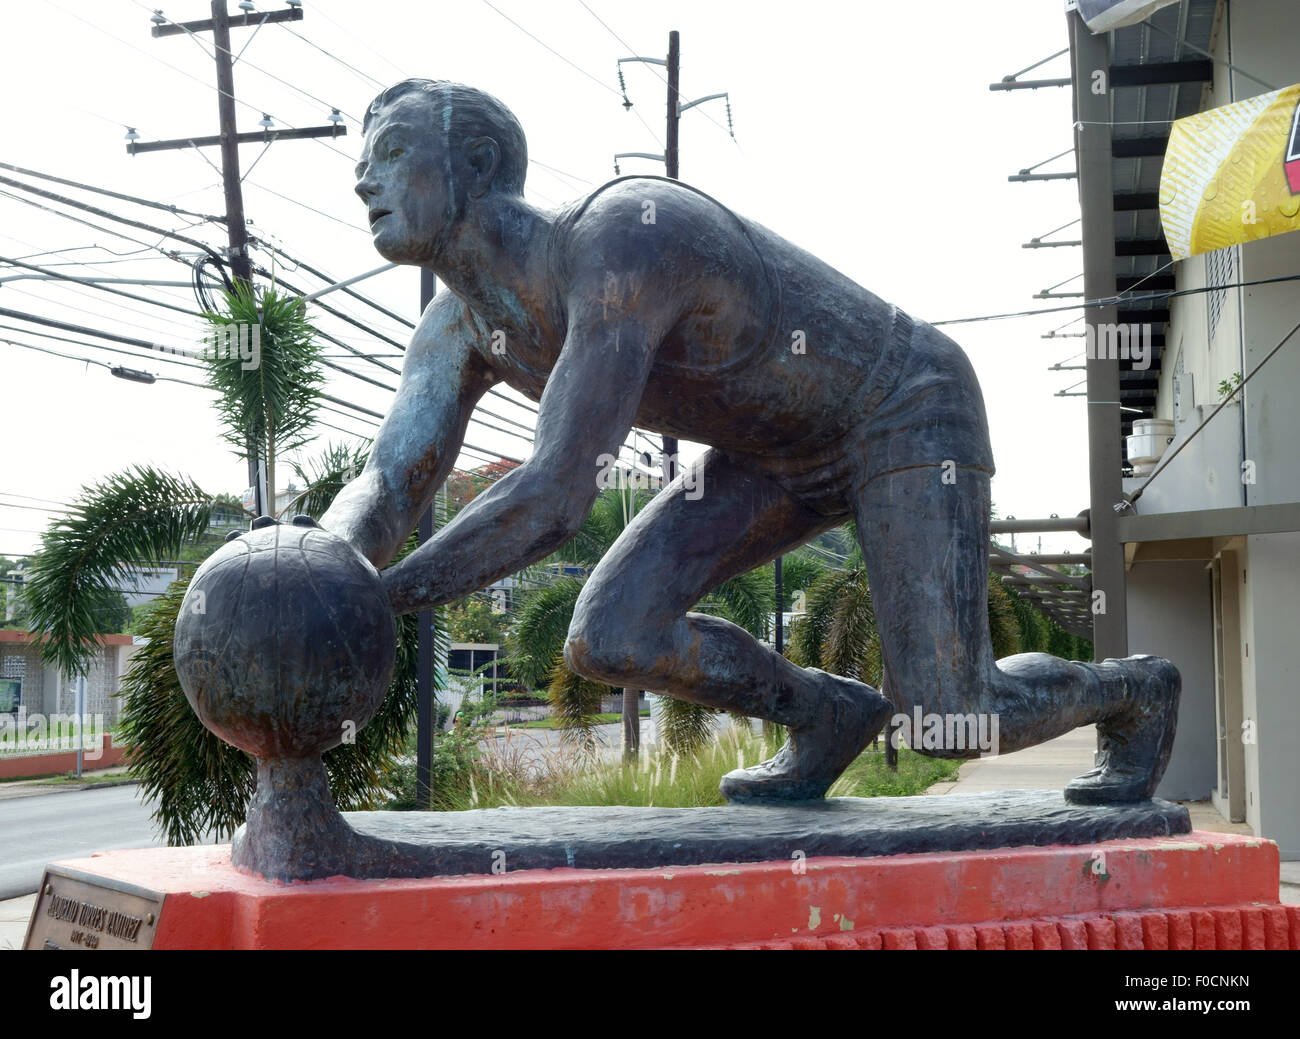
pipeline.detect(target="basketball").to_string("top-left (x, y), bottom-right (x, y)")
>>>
top-left (173, 517), bottom-right (396, 760)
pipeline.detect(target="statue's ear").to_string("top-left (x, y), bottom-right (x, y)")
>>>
top-left (465, 136), bottom-right (500, 198)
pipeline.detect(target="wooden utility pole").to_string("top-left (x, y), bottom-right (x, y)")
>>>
top-left (617, 30), bottom-right (734, 488)
top-left (664, 31), bottom-right (680, 179)
top-left (663, 32), bottom-right (782, 656)
top-left (210, 0), bottom-right (252, 287)
top-left (661, 30), bottom-right (681, 484)
top-left (131, 1), bottom-right (345, 518)
top-left (416, 269), bottom-right (436, 807)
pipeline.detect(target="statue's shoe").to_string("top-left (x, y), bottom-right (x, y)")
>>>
top-left (1064, 654), bottom-right (1181, 805)
top-left (719, 669), bottom-right (893, 803)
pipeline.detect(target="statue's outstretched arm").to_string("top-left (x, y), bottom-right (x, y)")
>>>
top-left (381, 298), bottom-right (660, 615)
top-left (320, 290), bottom-right (495, 571)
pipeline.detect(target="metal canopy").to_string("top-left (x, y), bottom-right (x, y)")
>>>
top-left (1104, 0), bottom-right (1218, 440)
top-left (988, 517), bottom-right (1095, 640)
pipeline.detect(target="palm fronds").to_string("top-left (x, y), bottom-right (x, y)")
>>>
top-left (324, 603), bottom-right (423, 809)
top-left (711, 566), bottom-right (774, 640)
top-left (823, 567), bottom-right (877, 681)
top-left (986, 574), bottom-right (1023, 660)
top-left (504, 576), bottom-right (613, 751)
top-left (777, 552), bottom-right (826, 606)
top-left (287, 442), bottom-right (372, 520)
top-left (117, 572), bottom-right (426, 845)
top-left (544, 660), bottom-right (608, 755)
top-left (202, 282), bottom-right (325, 510)
top-left (553, 486), bottom-right (651, 567)
top-left (786, 564), bottom-right (877, 679)
top-left (505, 577), bottom-right (585, 690)
top-left (23, 466), bottom-right (215, 676)
top-left (657, 694), bottom-right (717, 759)
top-left (116, 581), bottom-right (255, 845)
top-left (788, 535), bottom-right (1033, 693)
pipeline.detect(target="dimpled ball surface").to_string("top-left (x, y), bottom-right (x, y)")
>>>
top-left (173, 521), bottom-right (396, 759)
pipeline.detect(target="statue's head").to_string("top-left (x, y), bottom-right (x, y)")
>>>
top-left (356, 79), bottom-right (528, 264)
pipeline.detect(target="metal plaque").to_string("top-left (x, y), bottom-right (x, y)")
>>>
top-left (23, 866), bottom-right (164, 951)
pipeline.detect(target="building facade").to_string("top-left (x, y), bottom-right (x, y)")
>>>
top-left (0, 629), bottom-right (141, 728)
top-left (1070, 0), bottom-right (1300, 858)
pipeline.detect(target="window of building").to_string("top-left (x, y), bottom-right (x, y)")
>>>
top-left (0, 676), bottom-right (21, 713)
top-left (1207, 245), bottom-right (1237, 344)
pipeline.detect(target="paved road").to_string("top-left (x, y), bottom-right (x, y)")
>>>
top-left (0, 785), bottom-right (166, 900)
top-left (0, 714), bottom-right (736, 899)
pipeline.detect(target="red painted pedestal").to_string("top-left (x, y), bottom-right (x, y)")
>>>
top-left (30, 831), bottom-right (1293, 950)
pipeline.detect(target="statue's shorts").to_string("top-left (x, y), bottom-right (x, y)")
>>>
top-left (751, 306), bottom-right (997, 520)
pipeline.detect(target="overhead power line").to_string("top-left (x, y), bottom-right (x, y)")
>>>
top-left (0, 491), bottom-right (73, 508)
top-left (276, 22), bottom-right (385, 90)
top-left (0, 171), bottom-right (226, 267)
top-left (0, 170), bottom-right (414, 407)
top-left (0, 500), bottom-right (73, 516)
top-left (301, 2), bottom-right (410, 83)
top-left (0, 323), bottom-right (203, 370)
top-left (243, 178), bottom-right (370, 235)
top-left (138, 3), bottom-right (362, 133)
top-left (0, 160), bottom-right (227, 225)
top-left (247, 237), bottom-right (415, 330)
top-left (480, 1), bottom-right (622, 99)
top-left (579, 1), bottom-right (735, 146)
top-left (0, 302), bottom-right (526, 465)
top-left (0, 254), bottom-right (203, 318)
top-left (134, 3), bottom-right (363, 127)
top-left (931, 273), bottom-right (1300, 327)
top-left (0, 282), bottom-right (202, 341)
top-left (1, 335), bottom-right (204, 388)
top-left (0, 187), bottom-right (190, 262)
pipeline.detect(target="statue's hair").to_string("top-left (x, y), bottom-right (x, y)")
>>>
top-left (364, 79), bottom-right (528, 194)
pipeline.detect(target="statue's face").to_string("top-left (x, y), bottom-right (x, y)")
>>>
top-left (354, 95), bottom-right (455, 265)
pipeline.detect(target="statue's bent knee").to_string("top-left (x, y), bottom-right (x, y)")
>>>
top-left (563, 625), bottom-right (622, 684)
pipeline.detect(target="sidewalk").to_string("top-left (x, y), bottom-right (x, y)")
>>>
top-left (0, 766), bottom-right (135, 801)
top-left (0, 896), bottom-right (33, 951)
top-left (925, 725), bottom-right (1099, 795)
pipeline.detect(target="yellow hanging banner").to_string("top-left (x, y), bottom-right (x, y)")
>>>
top-left (1160, 83), bottom-right (1300, 261)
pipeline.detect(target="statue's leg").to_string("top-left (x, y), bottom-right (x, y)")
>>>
top-left (851, 463), bottom-right (1180, 803)
top-left (564, 449), bottom-right (893, 801)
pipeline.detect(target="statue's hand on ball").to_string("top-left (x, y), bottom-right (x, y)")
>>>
top-left (173, 514), bottom-right (397, 762)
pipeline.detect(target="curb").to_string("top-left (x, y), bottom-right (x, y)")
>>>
top-left (0, 777), bottom-right (138, 800)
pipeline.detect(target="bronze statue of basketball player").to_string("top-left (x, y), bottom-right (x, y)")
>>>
top-left (322, 80), bottom-right (1180, 804)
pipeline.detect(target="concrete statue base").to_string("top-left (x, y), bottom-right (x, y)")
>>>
top-left (23, 810), bottom-right (1290, 950)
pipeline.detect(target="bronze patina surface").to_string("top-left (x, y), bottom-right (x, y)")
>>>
top-left (172, 79), bottom-right (1181, 882)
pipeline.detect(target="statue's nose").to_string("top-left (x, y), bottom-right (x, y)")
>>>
top-left (355, 174), bottom-right (380, 202)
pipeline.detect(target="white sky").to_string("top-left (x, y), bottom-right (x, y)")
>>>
top-left (0, 0), bottom-right (1092, 561)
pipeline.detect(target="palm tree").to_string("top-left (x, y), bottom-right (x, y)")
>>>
top-left (788, 520), bottom-right (1023, 682)
top-left (20, 285), bottom-right (430, 844)
top-left (786, 521), bottom-right (1026, 768)
top-left (203, 283), bottom-right (324, 513)
top-left (506, 486), bottom-right (825, 759)
top-left (507, 487), bottom-right (653, 759)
